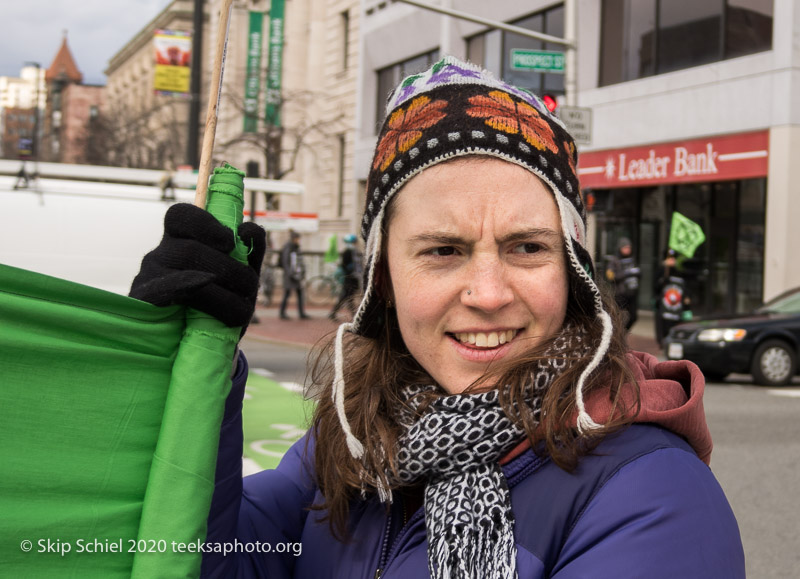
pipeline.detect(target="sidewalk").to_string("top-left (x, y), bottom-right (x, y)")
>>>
top-left (244, 304), bottom-right (341, 349)
top-left (245, 304), bottom-right (664, 359)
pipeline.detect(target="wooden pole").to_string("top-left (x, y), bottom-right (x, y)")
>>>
top-left (194, 0), bottom-right (234, 208)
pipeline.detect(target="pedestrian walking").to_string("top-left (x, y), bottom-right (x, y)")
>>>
top-left (279, 230), bottom-right (309, 320)
top-left (605, 237), bottom-right (641, 330)
top-left (328, 234), bottom-right (361, 321)
top-left (129, 56), bottom-right (744, 578)
top-left (13, 162), bottom-right (32, 190)
top-left (159, 170), bottom-right (176, 201)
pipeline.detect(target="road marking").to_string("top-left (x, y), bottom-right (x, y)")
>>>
top-left (279, 381), bottom-right (304, 393)
top-left (243, 457), bottom-right (264, 476)
top-left (767, 389), bottom-right (800, 398)
top-left (251, 368), bottom-right (275, 377)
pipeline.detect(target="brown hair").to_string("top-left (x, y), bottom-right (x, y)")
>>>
top-left (307, 193), bottom-right (640, 539)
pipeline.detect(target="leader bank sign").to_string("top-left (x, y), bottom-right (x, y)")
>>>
top-left (577, 130), bottom-right (769, 189)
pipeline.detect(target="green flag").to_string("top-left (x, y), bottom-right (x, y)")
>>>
top-left (324, 234), bottom-right (339, 264)
top-left (669, 211), bottom-right (706, 258)
top-left (265, 0), bottom-right (285, 127)
top-left (243, 11), bottom-right (264, 133)
top-left (0, 165), bottom-right (248, 578)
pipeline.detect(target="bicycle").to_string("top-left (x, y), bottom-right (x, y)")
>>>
top-left (259, 251), bottom-right (280, 306)
top-left (305, 268), bottom-right (344, 306)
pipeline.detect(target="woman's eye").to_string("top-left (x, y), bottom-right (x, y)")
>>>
top-left (512, 242), bottom-right (543, 254)
top-left (430, 246), bottom-right (457, 256)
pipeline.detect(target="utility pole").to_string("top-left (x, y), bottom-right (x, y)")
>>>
top-left (187, 0), bottom-right (204, 168)
top-left (564, 0), bottom-right (577, 106)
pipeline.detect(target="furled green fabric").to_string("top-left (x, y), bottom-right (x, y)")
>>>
top-left (0, 165), bottom-right (248, 578)
top-left (131, 165), bottom-right (246, 578)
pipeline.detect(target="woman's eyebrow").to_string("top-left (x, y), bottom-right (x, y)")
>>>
top-left (407, 229), bottom-right (562, 245)
top-left (407, 232), bottom-right (466, 245)
top-left (498, 228), bottom-right (562, 244)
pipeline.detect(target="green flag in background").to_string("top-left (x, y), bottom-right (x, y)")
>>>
top-left (324, 234), bottom-right (339, 263)
top-left (668, 211), bottom-right (706, 258)
top-left (243, 12), bottom-right (264, 133)
top-left (0, 165), bottom-right (248, 578)
top-left (265, 0), bottom-right (285, 127)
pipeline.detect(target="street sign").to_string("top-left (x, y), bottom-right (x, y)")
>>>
top-left (558, 105), bottom-right (592, 145)
top-left (510, 49), bottom-right (565, 73)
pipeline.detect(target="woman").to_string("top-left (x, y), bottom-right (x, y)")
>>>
top-left (132, 57), bottom-right (744, 578)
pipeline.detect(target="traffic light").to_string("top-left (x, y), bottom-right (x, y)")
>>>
top-left (542, 94), bottom-right (558, 115)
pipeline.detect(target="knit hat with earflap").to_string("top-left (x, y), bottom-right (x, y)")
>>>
top-left (332, 56), bottom-right (613, 458)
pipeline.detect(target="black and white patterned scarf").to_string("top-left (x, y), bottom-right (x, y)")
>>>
top-left (382, 325), bottom-right (591, 579)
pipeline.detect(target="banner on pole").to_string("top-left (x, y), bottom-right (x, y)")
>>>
top-left (153, 29), bottom-right (192, 96)
top-left (265, 0), bottom-right (285, 127)
top-left (669, 211), bottom-right (706, 258)
top-left (244, 12), bottom-right (264, 133)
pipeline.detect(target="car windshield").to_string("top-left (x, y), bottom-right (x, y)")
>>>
top-left (757, 289), bottom-right (800, 314)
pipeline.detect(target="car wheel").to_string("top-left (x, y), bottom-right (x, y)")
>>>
top-left (751, 340), bottom-right (797, 386)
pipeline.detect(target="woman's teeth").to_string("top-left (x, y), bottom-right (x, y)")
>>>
top-left (454, 330), bottom-right (516, 347)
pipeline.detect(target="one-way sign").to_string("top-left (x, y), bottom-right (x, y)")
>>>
top-left (558, 105), bottom-right (592, 146)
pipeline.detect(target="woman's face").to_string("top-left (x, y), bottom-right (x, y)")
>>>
top-left (385, 158), bottom-right (569, 394)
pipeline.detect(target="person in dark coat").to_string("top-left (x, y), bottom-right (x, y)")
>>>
top-left (328, 234), bottom-right (361, 321)
top-left (654, 248), bottom-right (691, 346)
top-left (279, 230), bottom-right (309, 320)
top-left (605, 237), bottom-right (641, 330)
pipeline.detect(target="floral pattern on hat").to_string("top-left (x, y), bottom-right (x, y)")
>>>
top-left (564, 140), bottom-right (577, 175)
top-left (467, 91), bottom-right (558, 154)
top-left (373, 95), bottom-right (448, 172)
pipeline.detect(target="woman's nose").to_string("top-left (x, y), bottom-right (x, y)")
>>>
top-left (461, 256), bottom-right (513, 312)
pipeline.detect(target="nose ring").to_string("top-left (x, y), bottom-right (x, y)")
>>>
top-left (466, 290), bottom-right (472, 295)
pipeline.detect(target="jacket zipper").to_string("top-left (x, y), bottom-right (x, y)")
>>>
top-left (376, 499), bottom-right (425, 578)
top-left (374, 503), bottom-right (394, 579)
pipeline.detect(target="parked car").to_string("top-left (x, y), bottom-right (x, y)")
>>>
top-left (664, 286), bottom-right (800, 385)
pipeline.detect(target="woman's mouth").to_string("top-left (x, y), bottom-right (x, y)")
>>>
top-left (451, 330), bottom-right (518, 348)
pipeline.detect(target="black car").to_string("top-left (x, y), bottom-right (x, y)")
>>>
top-left (664, 286), bottom-right (800, 385)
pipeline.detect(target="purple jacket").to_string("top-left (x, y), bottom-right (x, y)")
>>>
top-left (202, 353), bottom-right (744, 578)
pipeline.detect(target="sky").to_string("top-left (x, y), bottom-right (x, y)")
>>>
top-left (2, 0), bottom-right (170, 85)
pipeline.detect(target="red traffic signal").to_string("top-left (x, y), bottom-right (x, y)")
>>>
top-left (542, 94), bottom-right (558, 114)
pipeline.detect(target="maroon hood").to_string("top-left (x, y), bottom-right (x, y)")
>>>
top-left (501, 351), bottom-right (713, 466)
top-left (585, 351), bottom-right (712, 464)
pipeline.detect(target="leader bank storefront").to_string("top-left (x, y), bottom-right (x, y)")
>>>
top-left (579, 130), bottom-right (768, 317)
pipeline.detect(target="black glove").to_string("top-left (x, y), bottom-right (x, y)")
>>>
top-left (130, 203), bottom-right (266, 327)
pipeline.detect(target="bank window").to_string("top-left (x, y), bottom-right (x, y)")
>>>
top-left (466, 5), bottom-right (565, 97)
top-left (375, 50), bottom-right (440, 125)
top-left (600, 0), bottom-right (773, 86)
